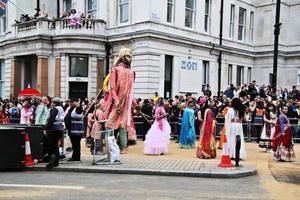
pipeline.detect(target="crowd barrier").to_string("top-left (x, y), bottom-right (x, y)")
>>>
top-left (132, 116), bottom-right (300, 143)
top-left (0, 127), bottom-right (26, 170)
top-left (0, 124), bottom-right (45, 163)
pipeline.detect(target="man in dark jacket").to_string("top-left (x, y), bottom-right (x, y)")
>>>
top-left (45, 97), bottom-right (65, 169)
top-left (64, 98), bottom-right (84, 161)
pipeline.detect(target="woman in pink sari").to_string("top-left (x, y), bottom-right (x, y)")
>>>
top-left (144, 97), bottom-right (171, 155)
top-left (196, 109), bottom-right (217, 159)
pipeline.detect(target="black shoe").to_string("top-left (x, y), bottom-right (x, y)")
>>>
top-left (66, 147), bottom-right (73, 152)
top-left (46, 155), bottom-right (57, 169)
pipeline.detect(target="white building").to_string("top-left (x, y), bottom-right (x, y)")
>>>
top-left (0, 0), bottom-right (299, 100)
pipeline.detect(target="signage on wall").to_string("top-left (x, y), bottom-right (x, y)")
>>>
top-left (180, 60), bottom-right (198, 71)
top-left (178, 58), bottom-right (201, 93)
top-left (151, 13), bottom-right (161, 21)
top-left (135, 41), bottom-right (148, 48)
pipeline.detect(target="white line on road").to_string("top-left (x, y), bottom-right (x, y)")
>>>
top-left (0, 184), bottom-right (85, 190)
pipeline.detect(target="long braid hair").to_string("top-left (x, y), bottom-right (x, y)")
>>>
top-left (231, 98), bottom-right (245, 120)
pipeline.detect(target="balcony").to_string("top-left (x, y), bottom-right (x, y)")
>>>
top-left (9, 17), bottom-right (106, 40)
top-left (53, 18), bottom-right (106, 36)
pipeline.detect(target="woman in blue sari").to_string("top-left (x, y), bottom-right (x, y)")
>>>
top-left (179, 101), bottom-right (196, 148)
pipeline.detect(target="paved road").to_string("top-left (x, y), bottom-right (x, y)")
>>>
top-left (0, 171), bottom-right (270, 200)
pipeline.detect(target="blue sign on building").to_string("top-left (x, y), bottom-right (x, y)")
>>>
top-left (181, 60), bottom-right (197, 71)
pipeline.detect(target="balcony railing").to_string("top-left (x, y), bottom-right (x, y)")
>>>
top-left (10, 17), bottom-right (106, 39)
top-left (53, 18), bottom-right (106, 35)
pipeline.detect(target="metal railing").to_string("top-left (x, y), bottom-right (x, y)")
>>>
top-left (132, 116), bottom-right (300, 142)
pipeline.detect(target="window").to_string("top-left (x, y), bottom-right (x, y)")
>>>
top-left (87, 0), bottom-right (97, 18)
top-left (229, 4), bottom-right (235, 38)
top-left (228, 64), bottom-right (232, 85)
top-left (185, 0), bottom-right (194, 28)
top-left (164, 55), bottom-right (173, 98)
top-left (119, 0), bottom-right (129, 23)
top-left (249, 11), bottom-right (254, 43)
top-left (236, 65), bottom-right (244, 86)
top-left (0, 60), bottom-right (4, 98)
top-left (238, 7), bottom-right (246, 41)
top-left (204, 0), bottom-right (211, 32)
top-left (69, 56), bottom-right (88, 77)
top-left (167, 0), bottom-right (174, 23)
top-left (203, 61), bottom-right (209, 85)
top-left (247, 67), bottom-right (252, 84)
top-left (64, 0), bottom-right (72, 12)
top-left (0, 11), bottom-right (6, 33)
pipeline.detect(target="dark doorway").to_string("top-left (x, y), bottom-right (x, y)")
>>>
top-left (69, 82), bottom-right (88, 101)
top-left (164, 55), bottom-right (173, 99)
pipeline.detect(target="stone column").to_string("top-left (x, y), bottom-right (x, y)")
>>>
top-left (97, 59), bottom-right (105, 94)
top-left (54, 57), bottom-right (61, 97)
top-left (37, 56), bottom-right (48, 96)
top-left (10, 59), bottom-right (21, 98)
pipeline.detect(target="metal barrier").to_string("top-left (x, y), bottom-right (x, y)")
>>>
top-left (92, 120), bottom-right (121, 165)
top-left (132, 116), bottom-right (300, 143)
top-left (0, 124), bottom-right (45, 161)
top-left (0, 127), bottom-right (26, 170)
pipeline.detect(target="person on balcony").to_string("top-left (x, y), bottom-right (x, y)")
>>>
top-left (68, 9), bottom-right (82, 28)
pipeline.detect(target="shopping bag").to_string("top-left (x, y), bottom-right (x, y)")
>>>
top-left (108, 136), bottom-right (120, 163)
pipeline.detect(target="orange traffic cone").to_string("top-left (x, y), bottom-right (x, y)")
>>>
top-left (24, 133), bottom-right (35, 167)
top-left (218, 134), bottom-right (234, 168)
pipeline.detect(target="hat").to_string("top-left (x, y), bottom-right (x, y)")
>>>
top-left (198, 97), bottom-right (206, 105)
top-left (69, 98), bottom-right (77, 102)
top-left (113, 47), bottom-right (132, 66)
top-left (52, 97), bottom-right (61, 104)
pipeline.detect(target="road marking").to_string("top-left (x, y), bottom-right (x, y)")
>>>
top-left (0, 184), bottom-right (84, 190)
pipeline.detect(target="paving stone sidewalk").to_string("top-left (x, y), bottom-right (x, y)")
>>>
top-left (32, 155), bottom-right (256, 178)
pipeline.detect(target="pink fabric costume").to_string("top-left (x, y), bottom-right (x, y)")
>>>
top-left (128, 117), bottom-right (137, 142)
top-left (90, 109), bottom-right (105, 139)
top-left (143, 106), bottom-right (171, 155)
top-left (105, 63), bottom-right (135, 131)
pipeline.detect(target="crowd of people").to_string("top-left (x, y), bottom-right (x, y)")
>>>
top-left (134, 83), bottom-right (298, 164)
top-left (15, 11), bottom-right (50, 24)
top-left (61, 9), bottom-right (94, 29)
top-left (15, 9), bottom-right (94, 29)
top-left (0, 47), bottom-right (298, 168)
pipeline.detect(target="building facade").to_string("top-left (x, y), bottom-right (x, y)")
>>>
top-left (0, 0), bottom-right (300, 100)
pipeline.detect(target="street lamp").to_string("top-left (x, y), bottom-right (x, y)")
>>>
top-left (217, 0), bottom-right (224, 97)
top-left (35, 0), bottom-right (40, 13)
top-left (272, 0), bottom-right (281, 96)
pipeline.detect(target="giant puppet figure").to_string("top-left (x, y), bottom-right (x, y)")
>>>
top-left (105, 47), bottom-right (135, 154)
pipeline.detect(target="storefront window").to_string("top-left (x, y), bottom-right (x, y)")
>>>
top-left (69, 56), bottom-right (88, 77)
